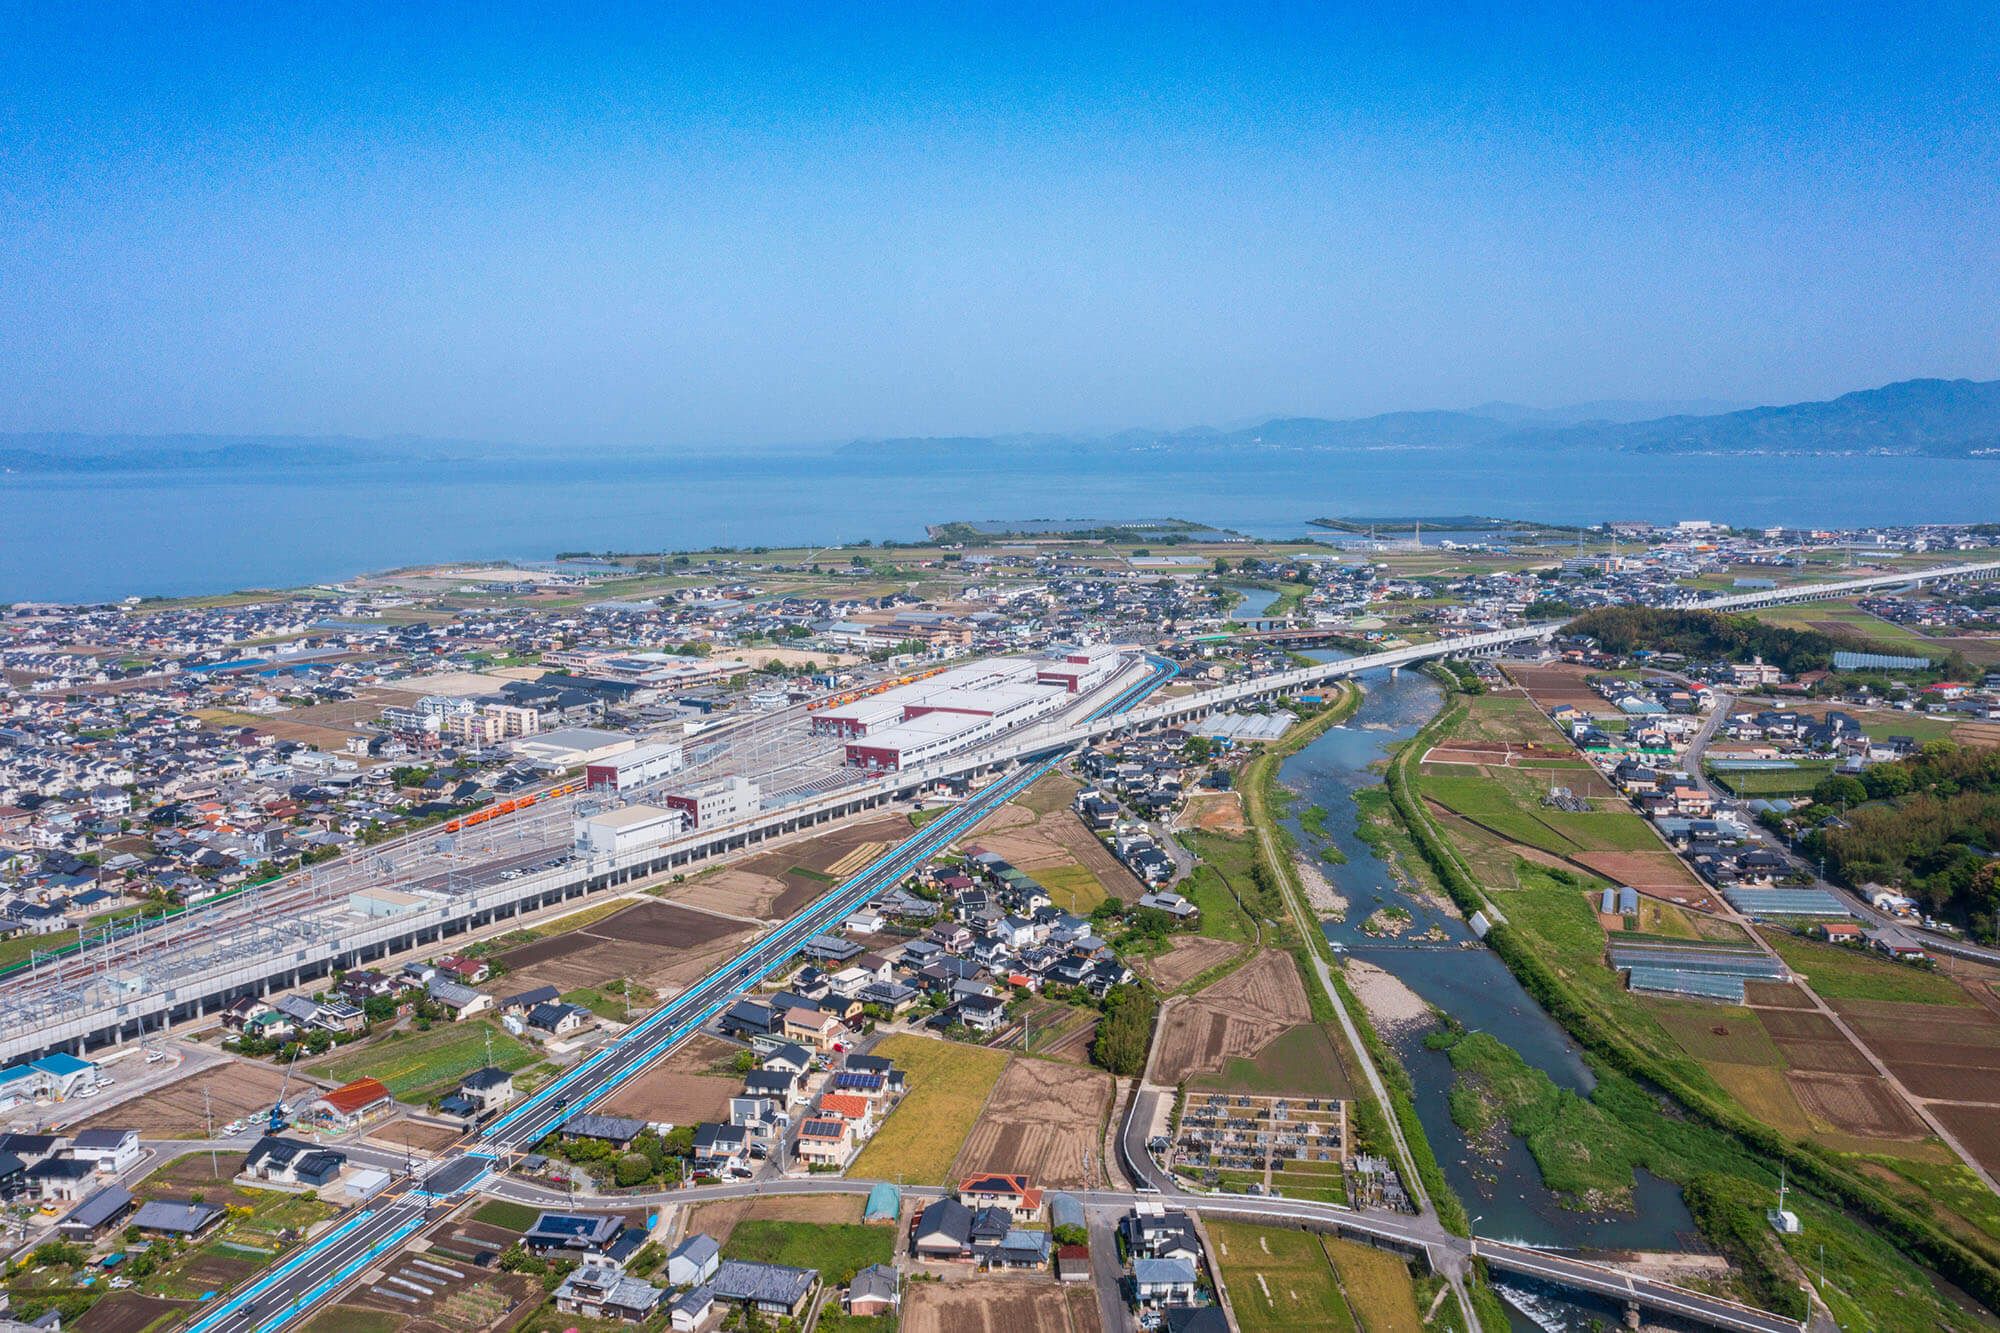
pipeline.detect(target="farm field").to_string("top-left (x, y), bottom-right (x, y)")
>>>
top-left (1324, 1237), bottom-right (1424, 1333)
top-left (1762, 931), bottom-right (1973, 1006)
top-left (1210, 1221), bottom-right (1354, 1333)
top-left (77, 1059), bottom-right (292, 1137)
top-left (685, 1193), bottom-right (864, 1247)
top-left (1184, 791), bottom-right (1249, 833)
top-left (724, 1220), bottom-right (892, 1287)
top-left (1153, 950), bottom-right (1352, 1098)
top-left (659, 813), bottom-right (913, 919)
top-left (308, 1017), bottom-right (537, 1104)
top-left (1502, 662), bottom-right (1620, 713)
top-left (848, 1034), bottom-right (1009, 1185)
top-left (954, 1055), bottom-right (1114, 1188)
top-left (494, 898), bottom-right (755, 995)
top-left (1136, 935), bottom-right (1246, 991)
top-left (902, 1280), bottom-right (1102, 1333)
top-left (595, 1032), bottom-right (741, 1125)
top-left (72, 1293), bottom-right (196, 1333)
top-left (1831, 997), bottom-right (2000, 1173)
top-left (1012, 1000), bottom-right (1100, 1064)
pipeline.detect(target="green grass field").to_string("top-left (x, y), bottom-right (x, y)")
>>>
top-left (1764, 931), bottom-right (1971, 1005)
top-left (1036, 862), bottom-right (1109, 913)
top-left (1209, 1221), bottom-right (1355, 1333)
top-left (847, 1035), bottom-right (1008, 1185)
top-left (311, 1019), bottom-right (538, 1102)
top-left (1422, 770), bottom-right (1661, 858)
top-left (1191, 1022), bottom-right (1351, 1098)
top-left (723, 1220), bottom-right (892, 1287)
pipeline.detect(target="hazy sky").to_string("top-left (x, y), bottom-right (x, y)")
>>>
top-left (2, 5), bottom-right (1996, 447)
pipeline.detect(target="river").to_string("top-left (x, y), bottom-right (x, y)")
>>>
top-left (1227, 584), bottom-right (1280, 621)
top-left (1276, 661), bottom-right (1699, 1329)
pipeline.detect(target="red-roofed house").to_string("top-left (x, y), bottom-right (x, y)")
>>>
top-left (957, 1173), bottom-right (1044, 1222)
top-left (305, 1077), bottom-right (394, 1129)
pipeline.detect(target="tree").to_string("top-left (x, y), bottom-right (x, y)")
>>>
top-left (614, 1153), bottom-right (652, 1187)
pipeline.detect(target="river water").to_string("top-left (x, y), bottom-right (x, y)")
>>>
top-left (1275, 662), bottom-right (1699, 1328)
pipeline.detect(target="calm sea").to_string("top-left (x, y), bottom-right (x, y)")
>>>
top-left (4, 448), bottom-right (1992, 602)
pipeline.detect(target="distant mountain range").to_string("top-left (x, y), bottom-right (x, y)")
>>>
top-left (840, 376), bottom-right (2000, 461)
top-left (3, 376), bottom-right (1996, 473)
top-left (0, 433), bottom-right (498, 474)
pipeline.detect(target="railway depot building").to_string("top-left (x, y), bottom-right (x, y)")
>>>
top-left (819, 652), bottom-right (1126, 772)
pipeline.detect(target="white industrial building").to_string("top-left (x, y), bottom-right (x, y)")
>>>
top-left (661, 775), bottom-right (761, 829)
top-left (575, 805), bottom-right (689, 857)
top-left (1037, 646), bottom-right (1122, 693)
top-left (827, 651), bottom-right (1132, 772)
top-left (585, 741), bottom-right (685, 791)
top-left (509, 727), bottom-right (639, 770)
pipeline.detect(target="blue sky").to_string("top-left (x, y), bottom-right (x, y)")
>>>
top-left (1, 4), bottom-right (1995, 447)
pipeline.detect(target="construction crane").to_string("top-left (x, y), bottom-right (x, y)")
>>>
top-left (267, 1046), bottom-right (303, 1133)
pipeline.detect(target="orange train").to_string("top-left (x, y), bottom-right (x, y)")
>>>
top-left (443, 777), bottom-right (584, 834)
top-left (803, 664), bottom-right (947, 712)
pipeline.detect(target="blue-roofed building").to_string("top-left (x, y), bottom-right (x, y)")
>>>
top-left (864, 1181), bottom-right (901, 1223)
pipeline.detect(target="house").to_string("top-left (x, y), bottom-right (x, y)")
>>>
top-left (760, 1043), bottom-right (814, 1077)
top-left (984, 1228), bottom-right (1053, 1270)
top-left (782, 1006), bottom-right (846, 1051)
top-left (243, 1136), bottom-right (347, 1189)
top-left (1121, 1206), bottom-right (1202, 1263)
top-left (523, 1210), bottom-right (627, 1258)
top-left (1816, 921), bottom-right (1865, 944)
top-left (424, 977), bottom-right (492, 1020)
top-left (500, 984), bottom-right (561, 1016)
top-left (0, 1151), bottom-right (22, 1202)
top-left (1165, 1307), bottom-right (1231, 1333)
top-left (27, 1156), bottom-right (100, 1202)
top-left (1134, 1257), bottom-right (1201, 1307)
top-left (0, 1133), bottom-right (62, 1170)
top-left (56, 1183), bottom-right (134, 1239)
top-left (743, 1068), bottom-right (804, 1106)
top-left (304, 1077), bottom-right (394, 1130)
top-left (67, 1128), bottom-right (141, 1175)
top-left (562, 1114), bottom-right (646, 1149)
top-left (958, 993), bottom-right (1008, 1033)
top-left (133, 1198), bottom-right (226, 1238)
top-left (553, 1261), bottom-right (666, 1323)
top-left (912, 1197), bottom-right (974, 1260)
top-left (667, 1232), bottom-right (722, 1287)
top-left (846, 1263), bottom-right (900, 1316)
top-left (719, 999), bottom-right (779, 1040)
top-left (670, 1284), bottom-right (716, 1333)
top-left (710, 1259), bottom-right (818, 1320)
top-left (692, 1122), bottom-right (753, 1176)
top-left (1137, 891), bottom-right (1198, 921)
top-left (958, 1172), bottom-right (1044, 1221)
top-left (794, 1116), bottom-right (853, 1167)
top-left (528, 1001), bottom-right (590, 1037)
top-left (440, 1066), bottom-right (514, 1124)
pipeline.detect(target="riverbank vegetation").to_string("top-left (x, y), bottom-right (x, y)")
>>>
top-left (1382, 676), bottom-right (2000, 1326)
